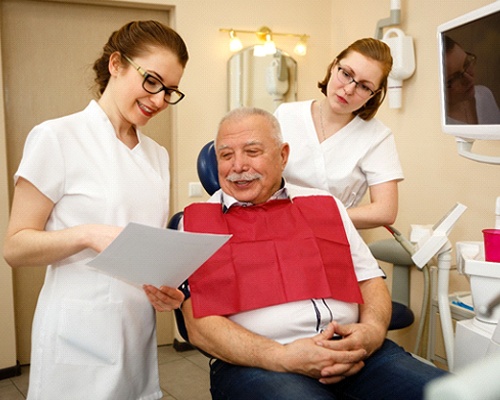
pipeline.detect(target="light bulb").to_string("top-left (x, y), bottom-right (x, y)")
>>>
top-left (229, 30), bottom-right (243, 52)
top-left (253, 44), bottom-right (267, 57)
top-left (294, 36), bottom-right (307, 56)
top-left (263, 38), bottom-right (276, 55)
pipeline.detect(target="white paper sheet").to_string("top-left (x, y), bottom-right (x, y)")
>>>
top-left (87, 222), bottom-right (231, 288)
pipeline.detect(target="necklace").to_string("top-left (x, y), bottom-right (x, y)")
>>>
top-left (319, 101), bottom-right (327, 142)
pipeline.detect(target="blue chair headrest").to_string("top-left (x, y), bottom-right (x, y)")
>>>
top-left (197, 141), bottom-right (220, 196)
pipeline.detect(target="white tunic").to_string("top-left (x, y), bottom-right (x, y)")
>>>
top-left (274, 100), bottom-right (404, 208)
top-left (16, 101), bottom-right (169, 400)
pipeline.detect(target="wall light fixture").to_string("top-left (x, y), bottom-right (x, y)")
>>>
top-left (220, 26), bottom-right (309, 56)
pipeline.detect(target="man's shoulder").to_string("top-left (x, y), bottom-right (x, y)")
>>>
top-left (285, 183), bottom-right (347, 213)
top-left (286, 183), bottom-right (333, 199)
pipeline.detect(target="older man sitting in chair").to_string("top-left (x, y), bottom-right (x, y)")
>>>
top-left (178, 107), bottom-right (447, 399)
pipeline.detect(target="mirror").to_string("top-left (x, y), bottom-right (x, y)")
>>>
top-left (228, 46), bottom-right (297, 112)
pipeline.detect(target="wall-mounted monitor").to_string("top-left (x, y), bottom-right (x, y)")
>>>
top-left (438, 2), bottom-right (500, 145)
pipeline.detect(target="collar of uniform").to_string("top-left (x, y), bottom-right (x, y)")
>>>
top-left (220, 178), bottom-right (288, 213)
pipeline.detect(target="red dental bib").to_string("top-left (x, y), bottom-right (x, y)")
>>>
top-left (184, 195), bottom-right (363, 318)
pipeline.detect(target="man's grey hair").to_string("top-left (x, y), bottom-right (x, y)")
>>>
top-left (217, 107), bottom-right (283, 146)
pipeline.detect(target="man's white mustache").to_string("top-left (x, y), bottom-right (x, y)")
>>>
top-left (226, 172), bottom-right (263, 182)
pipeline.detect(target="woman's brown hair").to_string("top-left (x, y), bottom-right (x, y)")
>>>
top-left (317, 38), bottom-right (392, 120)
top-left (92, 20), bottom-right (189, 97)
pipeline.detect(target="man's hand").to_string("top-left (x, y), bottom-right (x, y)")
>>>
top-left (280, 323), bottom-right (365, 381)
top-left (315, 320), bottom-right (385, 384)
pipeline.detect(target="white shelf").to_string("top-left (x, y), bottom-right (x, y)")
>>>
top-left (465, 259), bottom-right (500, 278)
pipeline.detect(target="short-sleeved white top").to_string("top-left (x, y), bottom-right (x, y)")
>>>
top-left (274, 100), bottom-right (404, 208)
top-left (16, 100), bottom-right (169, 400)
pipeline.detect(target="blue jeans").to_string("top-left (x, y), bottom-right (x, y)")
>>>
top-left (209, 339), bottom-right (448, 400)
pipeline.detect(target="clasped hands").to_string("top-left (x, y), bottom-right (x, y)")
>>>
top-left (282, 321), bottom-right (384, 385)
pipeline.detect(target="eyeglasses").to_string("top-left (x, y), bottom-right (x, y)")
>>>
top-left (123, 55), bottom-right (185, 105)
top-left (446, 52), bottom-right (477, 89)
top-left (335, 65), bottom-right (379, 98)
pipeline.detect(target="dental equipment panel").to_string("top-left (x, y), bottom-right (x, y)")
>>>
top-left (411, 203), bottom-right (467, 269)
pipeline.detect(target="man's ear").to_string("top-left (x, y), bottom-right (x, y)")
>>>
top-left (280, 142), bottom-right (290, 170)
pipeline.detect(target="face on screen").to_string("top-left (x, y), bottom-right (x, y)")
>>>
top-left (442, 11), bottom-right (500, 125)
top-left (445, 42), bottom-right (476, 104)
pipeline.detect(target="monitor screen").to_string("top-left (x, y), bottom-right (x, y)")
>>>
top-left (438, 2), bottom-right (500, 141)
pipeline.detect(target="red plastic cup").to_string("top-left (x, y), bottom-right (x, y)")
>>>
top-left (483, 229), bottom-right (500, 262)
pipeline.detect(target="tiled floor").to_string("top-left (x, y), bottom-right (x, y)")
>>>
top-left (0, 345), bottom-right (211, 400)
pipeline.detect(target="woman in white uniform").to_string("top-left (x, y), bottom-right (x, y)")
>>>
top-left (3, 21), bottom-right (188, 400)
top-left (274, 38), bottom-right (404, 229)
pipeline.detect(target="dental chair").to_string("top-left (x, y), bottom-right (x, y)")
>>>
top-left (169, 141), bottom-right (218, 347)
top-left (369, 236), bottom-right (416, 331)
top-left (368, 229), bottom-right (434, 359)
top-left (170, 141), bottom-right (420, 348)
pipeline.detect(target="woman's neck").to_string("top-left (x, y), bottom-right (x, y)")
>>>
top-left (315, 99), bottom-right (355, 142)
top-left (98, 95), bottom-right (139, 149)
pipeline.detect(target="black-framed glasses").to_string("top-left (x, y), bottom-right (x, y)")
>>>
top-left (123, 55), bottom-right (185, 105)
top-left (446, 52), bottom-right (477, 89)
top-left (336, 65), bottom-right (379, 98)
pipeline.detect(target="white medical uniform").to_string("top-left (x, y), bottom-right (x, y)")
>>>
top-left (16, 101), bottom-right (169, 400)
top-left (274, 100), bottom-right (404, 208)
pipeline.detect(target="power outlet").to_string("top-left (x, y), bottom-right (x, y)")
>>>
top-left (188, 182), bottom-right (203, 197)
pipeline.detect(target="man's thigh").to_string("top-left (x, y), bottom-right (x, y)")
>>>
top-left (210, 359), bottom-right (337, 400)
top-left (332, 339), bottom-right (448, 400)
top-left (209, 340), bottom-right (447, 400)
